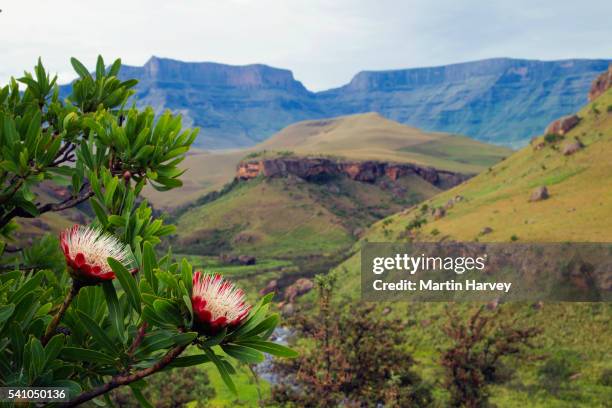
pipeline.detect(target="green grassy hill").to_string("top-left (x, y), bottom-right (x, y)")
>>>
top-left (144, 113), bottom-right (510, 209)
top-left (256, 112), bottom-right (510, 172)
top-left (327, 88), bottom-right (612, 406)
top-left (174, 173), bottom-right (440, 258)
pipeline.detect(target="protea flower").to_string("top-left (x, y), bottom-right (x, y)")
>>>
top-left (191, 271), bottom-right (251, 334)
top-left (60, 224), bottom-right (133, 284)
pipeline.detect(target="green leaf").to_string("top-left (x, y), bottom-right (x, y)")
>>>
top-left (76, 310), bottom-right (119, 355)
top-left (221, 344), bottom-right (265, 364)
top-left (130, 386), bottom-right (153, 408)
top-left (108, 58), bottom-right (122, 77)
top-left (199, 328), bottom-right (227, 348)
top-left (95, 55), bottom-right (105, 79)
top-left (205, 349), bottom-right (237, 395)
top-left (29, 337), bottom-right (45, 378)
top-left (70, 57), bottom-right (92, 80)
top-left (152, 299), bottom-right (183, 327)
top-left (137, 331), bottom-right (174, 355)
top-left (171, 332), bottom-right (197, 347)
top-left (182, 294), bottom-right (193, 323)
top-left (108, 214), bottom-right (125, 227)
top-left (180, 258), bottom-right (192, 294)
top-left (142, 242), bottom-right (158, 292)
top-left (108, 257), bottom-right (141, 313)
top-left (9, 269), bottom-right (43, 304)
top-left (90, 199), bottom-right (108, 227)
top-left (0, 304), bottom-right (15, 324)
top-left (104, 177), bottom-right (119, 207)
top-left (60, 347), bottom-right (115, 364)
top-left (43, 334), bottom-right (65, 369)
top-left (167, 354), bottom-right (210, 368)
top-left (229, 301), bottom-right (270, 340)
top-left (237, 339), bottom-right (298, 358)
top-left (142, 306), bottom-right (169, 328)
top-left (102, 281), bottom-right (125, 343)
top-left (235, 314), bottom-right (280, 340)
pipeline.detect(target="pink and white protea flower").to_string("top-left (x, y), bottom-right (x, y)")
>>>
top-left (191, 271), bottom-right (251, 334)
top-left (60, 225), bottom-right (133, 283)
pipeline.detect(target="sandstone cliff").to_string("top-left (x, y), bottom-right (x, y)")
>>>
top-left (588, 64), bottom-right (612, 102)
top-left (236, 157), bottom-right (469, 189)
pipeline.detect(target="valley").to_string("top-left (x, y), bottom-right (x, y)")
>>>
top-left (164, 113), bottom-right (509, 295)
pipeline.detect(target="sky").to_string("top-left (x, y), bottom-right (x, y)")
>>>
top-left (1, 0), bottom-right (611, 91)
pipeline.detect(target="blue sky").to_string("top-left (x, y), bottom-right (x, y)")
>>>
top-left (0, 0), bottom-right (611, 90)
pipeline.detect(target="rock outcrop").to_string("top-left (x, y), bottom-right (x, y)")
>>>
top-left (562, 140), bottom-right (583, 156)
top-left (529, 186), bottom-right (549, 202)
top-left (545, 114), bottom-right (580, 136)
top-left (236, 157), bottom-right (469, 189)
top-left (218, 253), bottom-right (256, 265)
top-left (284, 278), bottom-right (314, 303)
top-left (588, 64), bottom-right (612, 102)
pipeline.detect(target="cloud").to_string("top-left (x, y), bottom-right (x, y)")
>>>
top-left (0, 0), bottom-right (610, 90)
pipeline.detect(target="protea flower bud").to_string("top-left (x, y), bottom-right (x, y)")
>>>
top-left (191, 271), bottom-right (251, 334)
top-left (60, 225), bottom-right (133, 284)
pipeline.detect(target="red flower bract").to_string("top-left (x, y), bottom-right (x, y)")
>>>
top-left (191, 271), bottom-right (251, 334)
top-left (60, 225), bottom-right (132, 283)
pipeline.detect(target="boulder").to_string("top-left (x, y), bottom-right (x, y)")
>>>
top-left (588, 64), bottom-right (612, 102)
top-left (281, 302), bottom-right (295, 316)
top-left (544, 114), bottom-right (580, 136)
top-left (486, 298), bottom-right (499, 310)
top-left (237, 255), bottom-right (256, 265)
top-left (529, 186), bottom-right (549, 202)
top-left (218, 253), bottom-right (239, 264)
top-left (284, 278), bottom-right (314, 303)
top-left (562, 140), bottom-right (583, 156)
top-left (480, 227), bottom-right (493, 235)
top-left (259, 279), bottom-right (278, 296)
top-left (352, 227), bottom-right (364, 237)
top-left (219, 253), bottom-right (256, 265)
top-left (432, 207), bottom-right (446, 219)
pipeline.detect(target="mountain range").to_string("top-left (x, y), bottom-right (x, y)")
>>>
top-left (88, 56), bottom-right (611, 149)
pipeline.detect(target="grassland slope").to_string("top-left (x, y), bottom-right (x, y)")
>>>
top-left (327, 87), bottom-right (612, 407)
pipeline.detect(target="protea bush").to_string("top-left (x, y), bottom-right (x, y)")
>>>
top-left (0, 57), bottom-right (295, 406)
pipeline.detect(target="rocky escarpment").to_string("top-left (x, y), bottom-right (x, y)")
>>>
top-left (60, 57), bottom-right (611, 148)
top-left (236, 157), bottom-right (469, 189)
top-left (588, 64), bottom-right (612, 102)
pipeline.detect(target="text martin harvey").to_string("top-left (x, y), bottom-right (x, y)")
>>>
top-left (373, 279), bottom-right (512, 293)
